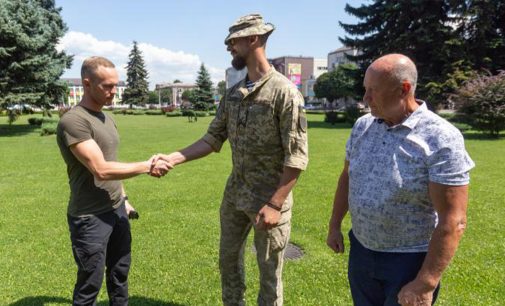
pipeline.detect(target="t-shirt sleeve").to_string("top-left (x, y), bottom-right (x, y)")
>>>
top-left (428, 131), bottom-right (475, 186)
top-left (58, 113), bottom-right (92, 147)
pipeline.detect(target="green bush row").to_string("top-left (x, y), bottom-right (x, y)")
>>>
top-left (112, 109), bottom-right (146, 115)
top-left (28, 117), bottom-right (59, 126)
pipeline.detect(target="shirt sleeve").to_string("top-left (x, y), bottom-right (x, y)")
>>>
top-left (279, 88), bottom-right (309, 170)
top-left (58, 113), bottom-right (92, 147)
top-left (428, 131), bottom-right (475, 185)
top-left (202, 96), bottom-right (228, 152)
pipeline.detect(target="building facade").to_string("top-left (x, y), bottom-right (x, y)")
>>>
top-left (62, 78), bottom-right (126, 106)
top-left (327, 46), bottom-right (360, 72)
top-left (269, 56), bottom-right (314, 96)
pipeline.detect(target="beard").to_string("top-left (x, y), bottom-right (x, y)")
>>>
top-left (231, 55), bottom-right (247, 70)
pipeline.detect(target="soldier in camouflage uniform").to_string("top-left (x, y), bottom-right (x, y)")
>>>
top-left (157, 14), bottom-right (308, 306)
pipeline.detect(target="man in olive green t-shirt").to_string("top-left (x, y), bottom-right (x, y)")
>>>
top-left (56, 56), bottom-right (171, 306)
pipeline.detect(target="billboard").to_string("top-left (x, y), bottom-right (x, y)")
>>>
top-left (288, 63), bottom-right (302, 89)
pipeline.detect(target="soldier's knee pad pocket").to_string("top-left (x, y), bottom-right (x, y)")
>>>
top-left (268, 226), bottom-right (290, 252)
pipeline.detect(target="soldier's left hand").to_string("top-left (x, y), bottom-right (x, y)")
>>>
top-left (255, 205), bottom-right (281, 230)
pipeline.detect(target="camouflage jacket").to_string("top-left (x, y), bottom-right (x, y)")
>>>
top-left (202, 67), bottom-right (308, 212)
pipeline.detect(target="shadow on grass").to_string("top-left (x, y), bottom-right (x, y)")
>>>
top-left (9, 295), bottom-right (188, 306)
top-left (308, 120), bottom-right (352, 130)
top-left (462, 132), bottom-right (504, 141)
top-left (0, 124), bottom-right (38, 137)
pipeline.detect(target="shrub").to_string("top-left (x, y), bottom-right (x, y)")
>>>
top-left (209, 110), bottom-right (216, 116)
top-left (145, 110), bottom-right (163, 115)
top-left (7, 109), bottom-right (21, 125)
top-left (166, 112), bottom-right (182, 117)
top-left (182, 110), bottom-right (195, 117)
top-left (161, 105), bottom-right (177, 114)
top-left (28, 117), bottom-right (43, 126)
top-left (345, 105), bottom-right (362, 126)
top-left (453, 71), bottom-right (505, 137)
top-left (132, 110), bottom-right (145, 115)
top-left (324, 111), bottom-right (346, 124)
top-left (41, 117), bottom-right (59, 124)
top-left (195, 111), bottom-right (209, 117)
top-left (40, 122), bottom-right (58, 136)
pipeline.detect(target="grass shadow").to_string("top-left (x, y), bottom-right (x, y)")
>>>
top-left (10, 295), bottom-right (188, 306)
top-left (0, 124), bottom-right (39, 137)
top-left (462, 132), bottom-right (504, 141)
top-left (308, 120), bottom-right (352, 130)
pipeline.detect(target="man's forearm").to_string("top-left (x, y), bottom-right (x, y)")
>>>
top-left (268, 166), bottom-right (302, 208)
top-left (163, 139), bottom-right (214, 166)
top-left (415, 183), bottom-right (468, 289)
top-left (329, 163), bottom-right (350, 229)
top-left (415, 219), bottom-right (465, 289)
top-left (94, 161), bottom-right (151, 181)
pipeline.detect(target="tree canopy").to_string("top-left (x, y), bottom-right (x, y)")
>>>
top-left (122, 41), bottom-right (149, 105)
top-left (339, 0), bottom-right (505, 110)
top-left (314, 63), bottom-right (359, 103)
top-left (0, 0), bottom-right (72, 108)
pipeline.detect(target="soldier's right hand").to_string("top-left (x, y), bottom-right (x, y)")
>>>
top-left (326, 226), bottom-right (345, 254)
top-left (148, 155), bottom-right (173, 177)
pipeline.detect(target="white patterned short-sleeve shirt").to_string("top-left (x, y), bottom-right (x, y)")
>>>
top-left (346, 101), bottom-right (475, 252)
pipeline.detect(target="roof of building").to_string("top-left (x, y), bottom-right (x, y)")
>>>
top-left (328, 46), bottom-right (356, 55)
top-left (155, 83), bottom-right (196, 90)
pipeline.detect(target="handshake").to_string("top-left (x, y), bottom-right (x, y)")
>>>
top-left (146, 153), bottom-right (177, 178)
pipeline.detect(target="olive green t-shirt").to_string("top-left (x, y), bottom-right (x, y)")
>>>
top-left (56, 105), bottom-right (122, 217)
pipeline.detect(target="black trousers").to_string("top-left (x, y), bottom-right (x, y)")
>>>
top-left (68, 204), bottom-right (131, 306)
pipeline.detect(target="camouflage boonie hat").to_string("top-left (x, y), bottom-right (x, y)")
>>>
top-left (224, 13), bottom-right (275, 45)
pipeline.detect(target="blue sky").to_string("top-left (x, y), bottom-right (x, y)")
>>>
top-left (55, 0), bottom-right (366, 89)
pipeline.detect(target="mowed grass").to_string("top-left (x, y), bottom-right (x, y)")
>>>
top-left (0, 113), bottom-right (503, 305)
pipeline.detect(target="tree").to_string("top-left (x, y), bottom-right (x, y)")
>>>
top-left (314, 63), bottom-right (359, 105)
top-left (217, 80), bottom-right (226, 96)
top-left (181, 89), bottom-right (197, 104)
top-left (339, 1), bottom-right (468, 109)
top-left (122, 41), bottom-right (149, 105)
top-left (453, 71), bottom-right (505, 137)
top-left (193, 63), bottom-right (214, 110)
top-left (460, 0), bottom-right (505, 74)
top-left (148, 88), bottom-right (172, 104)
top-left (0, 0), bottom-right (73, 110)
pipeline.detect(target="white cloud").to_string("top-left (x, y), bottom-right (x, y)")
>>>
top-left (57, 31), bottom-right (224, 88)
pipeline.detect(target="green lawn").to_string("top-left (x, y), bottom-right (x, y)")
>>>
top-left (0, 113), bottom-right (503, 305)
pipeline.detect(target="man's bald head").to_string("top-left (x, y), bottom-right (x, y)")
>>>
top-left (368, 54), bottom-right (418, 95)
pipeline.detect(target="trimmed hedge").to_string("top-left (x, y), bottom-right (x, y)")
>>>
top-left (195, 111), bottom-right (209, 117)
top-left (28, 117), bottom-right (59, 126)
top-left (145, 110), bottom-right (163, 115)
top-left (40, 122), bottom-right (58, 136)
top-left (166, 112), bottom-right (182, 117)
top-left (112, 109), bottom-right (145, 115)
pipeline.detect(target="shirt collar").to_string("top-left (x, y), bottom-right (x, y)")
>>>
top-left (237, 66), bottom-right (275, 98)
top-left (400, 99), bottom-right (426, 130)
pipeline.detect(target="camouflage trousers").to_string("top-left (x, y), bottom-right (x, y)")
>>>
top-left (219, 199), bottom-right (292, 306)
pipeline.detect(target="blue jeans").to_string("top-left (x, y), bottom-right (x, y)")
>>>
top-left (348, 230), bottom-right (440, 306)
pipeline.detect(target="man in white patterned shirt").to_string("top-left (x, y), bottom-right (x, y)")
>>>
top-left (327, 54), bottom-right (474, 306)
